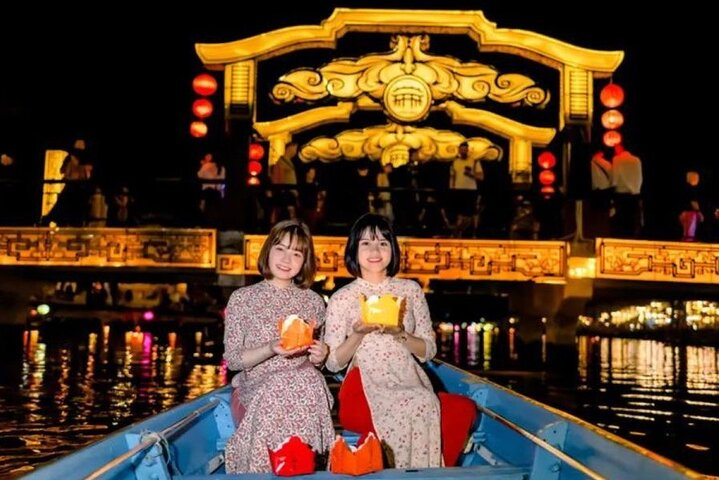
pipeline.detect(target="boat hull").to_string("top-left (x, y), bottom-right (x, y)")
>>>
top-left (24, 361), bottom-right (701, 479)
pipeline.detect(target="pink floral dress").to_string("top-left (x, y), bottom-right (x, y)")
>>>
top-left (324, 277), bottom-right (442, 468)
top-left (223, 280), bottom-right (334, 473)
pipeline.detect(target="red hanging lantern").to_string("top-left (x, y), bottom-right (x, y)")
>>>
top-left (537, 151), bottom-right (556, 169)
top-left (602, 130), bottom-right (622, 147)
top-left (192, 98), bottom-right (213, 119)
top-left (600, 83), bottom-right (625, 108)
top-left (248, 160), bottom-right (263, 176)
top-left (248, 143), bottom-right (266, 161)
top-left (190, 121), bottom-right (208, 138)
top-left (247, 176), bottom-right (261, 186)
top-left (541, 186), bottom-right (555, 195)
top-left (601, 109), bottom-right (624, 130)
top-left (539, 170), bottom-right (555, 185)
top-left (193, 73), bottom-right (218, 96)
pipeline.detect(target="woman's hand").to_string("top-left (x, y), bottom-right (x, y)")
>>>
top-left (308, 340), bottom-right (329, 366)
top-left (351, 320), bottom-right (381, 335)
top-left (381, 325), bottom-right (404, 335)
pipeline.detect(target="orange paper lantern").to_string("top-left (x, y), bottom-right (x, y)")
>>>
top-left (329, 433), bottom-right (383, 475)
top-left (278, 315), bottom-right (316, 350)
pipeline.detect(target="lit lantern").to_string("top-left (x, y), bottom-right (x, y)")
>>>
top-left (539, 170), bottom-right (556, 185)
top-left (192, 73), bottom-right (218, 96)
top-left (247, 176), bottom-right (260, 186)
top-left (602, 130), bottom-right (623, 147)
top-left (192, 98), bottom-right (213, 119)
top-left (601, 109), bottom-right (624, 130)
top-left (248, 142), bottom-right (266, 161)
top-left (248, 160), bottom-right (263, 176)
top-left (537, 151), bottom-right (556, 169)
top-left (541, 186), bottom-right (555, 198)
top-left (600, 83), bottom-right (625, 108)
top-left (190, 121), bottom-right (208, 138)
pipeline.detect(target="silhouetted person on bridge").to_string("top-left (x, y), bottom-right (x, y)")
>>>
top-left (610, 144), bottom-right (643, 238)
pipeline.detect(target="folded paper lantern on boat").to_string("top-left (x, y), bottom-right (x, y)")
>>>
top-left (329, 432), bottom-right (383, 475)
top-left (278, 314), bottom-right (316, 350)
top-left (360, 294), bottom-right (403, 327)
top-left (268, 435), bottom-right (316, 476)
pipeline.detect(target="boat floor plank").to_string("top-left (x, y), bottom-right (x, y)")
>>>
top-left (177, 465), bottom-right (530, 479)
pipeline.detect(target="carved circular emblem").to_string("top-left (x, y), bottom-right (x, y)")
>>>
top-left (383, 75), bottom-right (431, 123)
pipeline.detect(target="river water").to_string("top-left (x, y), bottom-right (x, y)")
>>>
top-left (0, 321), bottom-right (717, 477)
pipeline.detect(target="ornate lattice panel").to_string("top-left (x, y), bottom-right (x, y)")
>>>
top-left (596, 238), bottom-right (719, 284)
top-left (0, 228), bottom-right (216, 268)
top-left (218, 236), bottom-right (566, 283)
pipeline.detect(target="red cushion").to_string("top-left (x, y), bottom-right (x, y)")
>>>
top-left (438, 392), bottom-right (477, 466)
top-left (338, 368), bottom-right (376, 435)
top-left (338, 370), bottom-right (477, 467)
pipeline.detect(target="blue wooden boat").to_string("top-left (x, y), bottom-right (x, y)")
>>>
top-left (25, 360), bottom-right (702, 480)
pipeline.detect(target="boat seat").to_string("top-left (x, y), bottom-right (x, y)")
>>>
top-left (338, 367), bottom-right (477, 466)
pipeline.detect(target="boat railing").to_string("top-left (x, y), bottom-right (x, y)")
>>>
top-left (474, 402), bottom-right (606, 480)
top-left (84, 398), bottom-right (220, 480)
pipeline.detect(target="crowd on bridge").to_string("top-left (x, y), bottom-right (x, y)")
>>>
top-left (2, 137), bottom-right (718, 243)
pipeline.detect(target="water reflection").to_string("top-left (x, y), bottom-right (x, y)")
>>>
top-left (437, 322), bottom-right (499, 371)
top-left (3, 319), bottom-right (718, 476)
top-left (436, 325), bottom-right (719, 475)
top-left (0, 323), bottom-right (225, 477)
top-left (577, 336), bottom-right (719, 474)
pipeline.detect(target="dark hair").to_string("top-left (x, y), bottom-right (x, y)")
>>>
top-left (459, 141), bottom-right (469, 148)
top-left (257, 219), bottom-right (316, 288)
top-left (344, 213), bottom-right (401, 278)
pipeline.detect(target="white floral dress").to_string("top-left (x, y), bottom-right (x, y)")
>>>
top-left (223, 280), bottom-right (334, 473)
top-left (324, 277), bottom-right (442, 468)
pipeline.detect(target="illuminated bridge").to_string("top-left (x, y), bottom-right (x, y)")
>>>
top-left (1, 226), bottom-right (717, 286)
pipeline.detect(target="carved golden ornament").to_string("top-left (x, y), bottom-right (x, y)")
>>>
top-left (198, 9), bottom-right (623, 130)
top-left (596, 238), bottom-right (719, 284)
top-left (271, 35), bottom-right (549, 117)
top-left (298, 122), bottom-right (501, 167)
top-left (229, 235), bottom-right (565, 283)
top-left (0, 228), bottom-right (215, 268)
top-left (383, 75), bottom-right (432, 122)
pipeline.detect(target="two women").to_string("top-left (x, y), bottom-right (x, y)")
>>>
top-left (224, 214), bottom-right (441, 472)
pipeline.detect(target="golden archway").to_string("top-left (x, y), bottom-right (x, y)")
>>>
top-left (196, 8), bottom-right (622, 184)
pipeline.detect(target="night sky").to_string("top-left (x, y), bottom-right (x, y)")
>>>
top-left (0, 1), bottom-right (713, 228)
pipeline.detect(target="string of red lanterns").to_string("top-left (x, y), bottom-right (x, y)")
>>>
top-left (536, 150), bottom-right (557, 197)
top-left (190, 73), bottom-right (218, 138)
top-left (599, 82), bottom-right (625, 148)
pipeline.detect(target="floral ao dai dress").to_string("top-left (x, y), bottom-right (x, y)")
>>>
top-left (223, 280), bottom-right (334, 473)
top-left (324, 277), bottom-right (442, 468)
